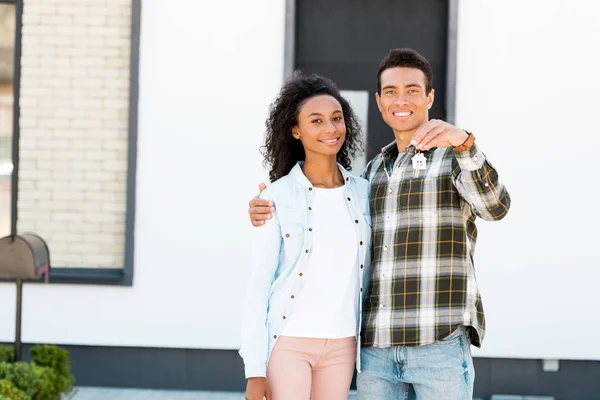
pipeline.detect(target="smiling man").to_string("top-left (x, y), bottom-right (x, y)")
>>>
top-left (248, 48), bottom-right (511, 399)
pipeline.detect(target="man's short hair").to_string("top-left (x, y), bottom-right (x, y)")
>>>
top-left (377, 48), bottom-right (434, 94)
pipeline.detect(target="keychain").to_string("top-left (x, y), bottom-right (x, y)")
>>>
top-left (412, 150), bottom-right (427, 178)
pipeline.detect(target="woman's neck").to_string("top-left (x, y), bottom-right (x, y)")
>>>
top-left (301, 156), bottom-right (344, 188)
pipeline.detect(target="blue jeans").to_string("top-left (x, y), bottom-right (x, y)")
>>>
top-left (357, 327), bottom-right (474, 400)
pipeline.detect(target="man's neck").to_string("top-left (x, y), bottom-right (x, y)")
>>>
top-left (301, 156), bottom-right (343, 188)
top-left (394, 129), bottom-right (418, 153)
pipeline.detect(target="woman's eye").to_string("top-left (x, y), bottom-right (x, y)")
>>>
top-left (311, 119), bottom-right (322, 123)
top-left (333, 116), bottom-right (343, 121)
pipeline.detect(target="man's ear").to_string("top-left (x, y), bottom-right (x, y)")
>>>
top-left (375, 92), bottom-right (382, 112)
top-left (427, 88), bottom-right (435, 110)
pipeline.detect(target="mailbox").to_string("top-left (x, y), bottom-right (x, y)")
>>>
top-left (0, 233), bottom-right (51, 361)
top-left (0, 233), bottom-right (50, 282)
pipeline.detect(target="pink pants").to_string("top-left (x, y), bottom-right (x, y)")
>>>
top-left (266, 336), bottom-right (356, 400)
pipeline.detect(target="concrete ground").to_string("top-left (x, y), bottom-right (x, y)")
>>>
top-left (67, 388), bottom-right (358, 399)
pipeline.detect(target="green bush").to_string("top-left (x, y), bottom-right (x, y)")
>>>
top-left (0, 347), bottom-right (14, 364)
top-left (0, 345), bottom-right (74, 400)
top-left (0, 379), bottom-right (32, 400)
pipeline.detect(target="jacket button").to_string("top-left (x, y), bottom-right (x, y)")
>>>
top-left (282, 316), bottom-right (286, 319)
top-left (309, 187), bottom-right (313, 191)
top-left (360, 241), bottom-right (363, 245)
top-left (305, 250), bottom-right (309, 253)
top-left (308, 207), bottom-right (312, 210)
top-left (360, 288), bottom-right (363, 292)
top-left (299, 273), bottom-right (303, 277)
top-left (360, 264), bottom-right (363, 269)
top-left (274, 335), bottom-right (278, 339)
top-left (291, 295), bottom-right (295, 299)
top-left (347, 197), bottom-right (351, 201)
top-left (285, 233), bottom-right (290, 238)
top-left (309, 228), bottom-right (312, 232)
top-left (355, 220), bottom-right (359, 224)
top-left (346, 177), bottom-right (349, 182)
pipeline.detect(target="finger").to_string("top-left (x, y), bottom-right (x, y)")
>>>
top-left (418, 126), bottom-right (447, 150)
top-left (250, 212), bottom-right (273, 221)
top-left (412, 119), bottom-right (441, 145)
top-left (252, 220), bottom-right (266, 227)
top-left (258, 182), bottom-right (266, 195)
top-left (249, 204), bottom-right (275, 214)
top-left (249, 199), bottom-right (274, 209)
top-left (266, 389), bottom-right (273, 400)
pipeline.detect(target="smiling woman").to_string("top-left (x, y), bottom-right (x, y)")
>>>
top-left (0, 2), bottom-right (16, 238)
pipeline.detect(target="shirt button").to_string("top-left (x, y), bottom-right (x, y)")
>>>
top-left (274, 335), bottom-right (278, 338)
top-left (474, 156), bottom-right (478, 161)
top-left (355, 219), bottom-right (359, 224)
top-left (383, 246), bottom-right (388, 251)
top-left (346, 177), bottom-right (349, 182)
top-left (379, 304), bottom-right (384, 308)
top-left (299, 272), bottom-right (303, 276)
top-left (360, 241), bottom-right (363, 245)
top-left (381, 273), bottom-right (385, 278)
top-left (309, 228), bottom-right (313, 232)
top-left (347, 197), bottom-right (351, 201)
top-left (308, 207), bottom-right (312, 211)
top-left (285, 233), bottom-right (290, 238)
top-left (484, 182), bottom-right (489, 187)
top-left (309, 187), bottom-right (313, 191)
top-left (360, 264), bottom-right (364, 269)
top-left (386, 215), bottom-right (390, 221)
top-left (360, 288), bottom-right (363, 292)
top-left (291, 295), bottom-right (295, 299)
top-left (305, 249), bottom-right (309, 253)
top-left (388, 188), bottom-right (393, 194)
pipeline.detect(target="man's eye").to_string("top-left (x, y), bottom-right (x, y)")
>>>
top-left (385, 90), bottom-right (395, 95)
top-left (409, 89), bottom-right (419, 94)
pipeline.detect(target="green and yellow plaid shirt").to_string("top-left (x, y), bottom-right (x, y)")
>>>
top-left (360, 140), bottom-right (510, 348)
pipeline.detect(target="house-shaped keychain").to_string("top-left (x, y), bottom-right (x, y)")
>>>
top-left (412, 152), bottom-right (427, 170)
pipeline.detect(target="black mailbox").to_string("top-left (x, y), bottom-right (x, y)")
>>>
top-left (0, 233), bottom-right (51, 361)
top-left (0, 233), bottom-right (50, 282)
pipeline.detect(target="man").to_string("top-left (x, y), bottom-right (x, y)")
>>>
top-left (248, 48), bottom-right (510, 399)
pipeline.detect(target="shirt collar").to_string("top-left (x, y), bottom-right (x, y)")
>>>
top-left (288, 161), bottom-right (355, 190)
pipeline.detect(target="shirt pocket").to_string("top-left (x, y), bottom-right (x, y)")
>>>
top-left (280, 223), bottom-right (304, 262)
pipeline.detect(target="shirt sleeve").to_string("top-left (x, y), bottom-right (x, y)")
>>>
top-left (239, 188), bottom-right (282, 378)
top-left (451, 144), bottom-right (511, 221)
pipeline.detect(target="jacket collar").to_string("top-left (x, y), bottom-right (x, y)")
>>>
top-left (288, 161), bottom-right (355, 190)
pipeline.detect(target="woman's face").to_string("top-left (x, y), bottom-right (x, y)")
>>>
top-left (293, 94), bottom-right (346, 159)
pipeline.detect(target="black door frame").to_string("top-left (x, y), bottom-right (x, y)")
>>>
top-left (283, 0), bottom-right (459, 125)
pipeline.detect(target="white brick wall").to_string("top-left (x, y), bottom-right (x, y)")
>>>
top-left (18, 0), bottom-right (132, 268)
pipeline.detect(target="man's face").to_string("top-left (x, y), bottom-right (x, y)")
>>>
top-left (376, 67), bottom-right (434, 135)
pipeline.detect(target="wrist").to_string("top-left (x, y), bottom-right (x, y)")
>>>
top-left (453, 131), bottom-right (475, 152)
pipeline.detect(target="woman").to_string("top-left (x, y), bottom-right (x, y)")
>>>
top-left (239, 72), bottom-right (372, 400)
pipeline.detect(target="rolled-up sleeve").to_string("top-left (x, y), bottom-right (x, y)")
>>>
top-left (452, 144), bottom-right (511, 221)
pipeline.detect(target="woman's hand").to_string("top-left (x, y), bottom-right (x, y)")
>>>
top-left (245, 377), bottom-right (272, 400)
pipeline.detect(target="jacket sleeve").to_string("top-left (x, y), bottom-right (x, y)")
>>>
top-left (239, 188), bottom-right (282, 378)
top-left (451, 144), bottom-right (511, 221)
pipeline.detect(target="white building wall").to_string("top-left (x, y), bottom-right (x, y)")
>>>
top-left (456, 0), bottom-right (600, 360)
top-left (1, 0), bottom-right (286, 349)
top-left (1, 0), bottom-right (599, 361)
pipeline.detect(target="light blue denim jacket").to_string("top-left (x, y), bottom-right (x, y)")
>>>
top-left (239, 162), bottom-right (372, 378)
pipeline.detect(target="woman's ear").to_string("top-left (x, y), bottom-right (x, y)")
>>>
top-left (292, 126), bottom-right (301, 139)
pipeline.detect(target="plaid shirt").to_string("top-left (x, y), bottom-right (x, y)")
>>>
top-left (360, 140), bottom-right (510, 348)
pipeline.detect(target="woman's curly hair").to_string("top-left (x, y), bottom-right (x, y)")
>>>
top-left (261, 71), bottom-right (364, 182)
